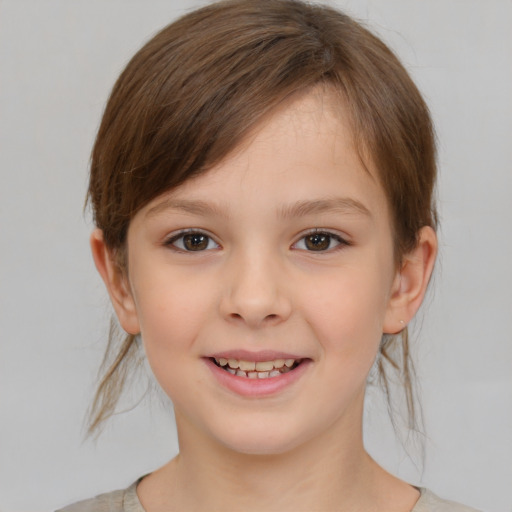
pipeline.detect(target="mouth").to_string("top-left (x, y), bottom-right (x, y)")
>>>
top-left (210, 357), bottom-right (302, 379)
top-left (205, 351), bottom-right (311, 396)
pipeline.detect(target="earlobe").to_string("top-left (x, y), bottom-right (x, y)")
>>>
top-left (383, 226), bottom-right (438, 334)
top-left (90, 229), bottom-right (141, 335)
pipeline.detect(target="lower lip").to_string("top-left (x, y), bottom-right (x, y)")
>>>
top-left (204, 358), bottom-right (311, 397)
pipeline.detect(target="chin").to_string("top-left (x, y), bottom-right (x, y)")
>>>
top-left (222, 438), bottom-right (301, 457)
top-left (211, 421), bottom-right (311, 457)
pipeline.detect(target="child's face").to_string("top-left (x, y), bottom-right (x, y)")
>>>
top-left (122, 88), bottom-right (401, 455)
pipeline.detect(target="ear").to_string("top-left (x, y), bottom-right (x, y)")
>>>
top-left (90, 229), bottom-right (140, 335)
top-left (383, 226), bottom-right (438, 334)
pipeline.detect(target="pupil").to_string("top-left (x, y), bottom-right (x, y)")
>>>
top-left (184, 233), bottom-right (208, 251)
top-left (306, 233), bottom-right (330, 251)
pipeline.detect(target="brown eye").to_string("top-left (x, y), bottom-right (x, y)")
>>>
top-left (167, 231), bottom-right (219, 251)
top-left (183, 233), bottom-right (209, 251)
top-left (293, 231), bottom-right (347, 252)
top-left (304, 233), bottom-right (331, 251)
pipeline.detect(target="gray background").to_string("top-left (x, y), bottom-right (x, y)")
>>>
top-left (1, 1), bottom-right (511, 511)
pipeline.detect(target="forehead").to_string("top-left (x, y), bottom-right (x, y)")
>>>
top-left (140, 87), bottom-right (388, 224)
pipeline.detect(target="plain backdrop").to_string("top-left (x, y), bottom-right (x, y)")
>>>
top-left (1, 1), bottom-right (511, 511)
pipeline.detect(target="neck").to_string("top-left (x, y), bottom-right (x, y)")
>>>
top-left (135, 393), bottom-right (418, 512)
top-left (176, 419), bottom-right (370, 511)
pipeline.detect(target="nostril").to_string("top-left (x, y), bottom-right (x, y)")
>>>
top-left (227, 312), bottom-right (280, 326)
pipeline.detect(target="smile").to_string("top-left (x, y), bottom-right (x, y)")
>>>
top-left (212, 357), bottom-right (301, 379)
top-left (205, 353), bottom-right (311, 397)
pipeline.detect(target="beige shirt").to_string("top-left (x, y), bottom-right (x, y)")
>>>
top-left (56, 477), bottom-right (481, 512)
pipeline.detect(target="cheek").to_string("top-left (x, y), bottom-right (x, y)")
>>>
top-left (133, 264), bottom-right (213, 333)
top-left (130, 271), bottom-right (216, 382)
top-left (297, 268), bottom-right (390, 413)
top-left (298, 264), bottom-right (390, 359)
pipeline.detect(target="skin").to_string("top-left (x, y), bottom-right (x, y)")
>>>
top-left (92, 87), bottom-right (437, 511)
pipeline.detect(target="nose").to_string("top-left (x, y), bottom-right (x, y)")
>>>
top-left (219, 249), bottom-right (292, 329)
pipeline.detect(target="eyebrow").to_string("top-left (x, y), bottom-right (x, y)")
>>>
top-left (145, 199), bottom-right (229, 219)
top-left (145, 196), bottom-right (371, 220)
top-left (277, 197), bottom-right (372, 219)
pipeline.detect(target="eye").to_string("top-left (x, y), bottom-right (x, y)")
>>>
top-left (293, 231), bottom-right (348, 252)
top-left (165, 231), bottom-right (220, 252)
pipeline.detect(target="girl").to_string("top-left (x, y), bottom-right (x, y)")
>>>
top-left (59, 1), bottom-right (478, 510)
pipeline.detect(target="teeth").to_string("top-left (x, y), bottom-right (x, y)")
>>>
top-left (239, 360), bottom-right (256, 371)
top-left (255, 361), bottom-right (274, 372)
top-left (214, 357), bottom-right (300, 378)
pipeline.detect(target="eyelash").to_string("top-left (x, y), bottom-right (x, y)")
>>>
top-left (292, 229), bottom-right (350, 253)
top-left (164, 229), bottom-right (220, 252)
top-left (164, 229), bottom-right (350, 253)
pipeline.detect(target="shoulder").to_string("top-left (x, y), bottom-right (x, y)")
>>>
top-left (413, 488), bottom-right (482, 512)
top-left (55, 479), bottom-right (144, 512)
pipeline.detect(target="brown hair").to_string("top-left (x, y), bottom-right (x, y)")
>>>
top-left (86, 0), bottom-right (437, 437)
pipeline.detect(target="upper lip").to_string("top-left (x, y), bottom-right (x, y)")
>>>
top-left (205, 349), bottom-right (306, 362)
